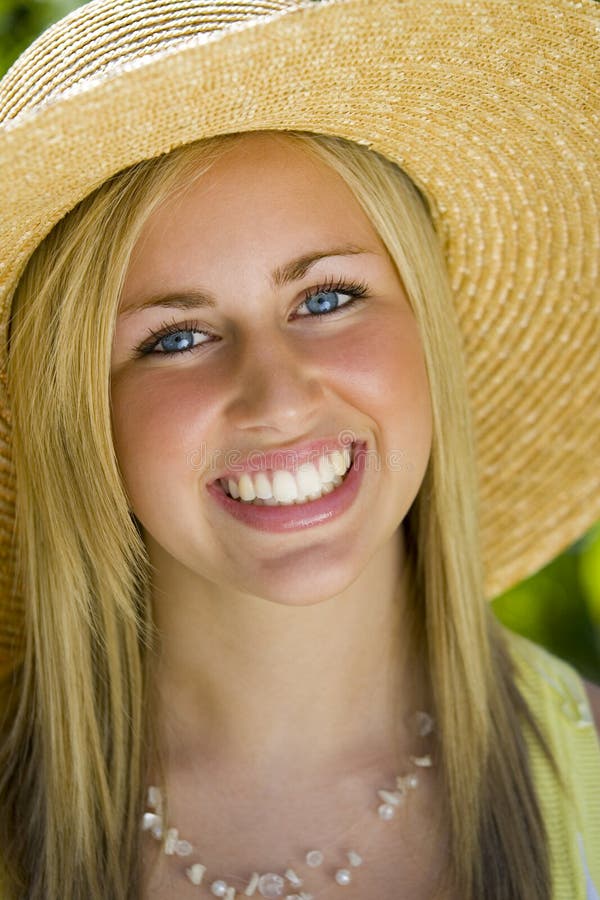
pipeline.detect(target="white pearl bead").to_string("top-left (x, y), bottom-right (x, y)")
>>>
top-left (378, 803), bottom-right (395, 821)
top-left (211, 880), bottom-right (228, 896)
top-left (335, 869), bottom-right (352, 886)
top-left (175, 839), bottom-right (193, 856)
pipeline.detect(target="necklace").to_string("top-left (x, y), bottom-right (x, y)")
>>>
top-left (142, 710), bottom-right (435, 898)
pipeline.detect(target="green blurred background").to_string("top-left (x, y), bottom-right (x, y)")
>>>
top-left (2, 0), bottom-right (599, 684)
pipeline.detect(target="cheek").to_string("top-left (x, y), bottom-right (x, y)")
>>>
top-left (323, 314), bottom-right (432, 424)
top-left (109, 369), bottom-right (220, 505)
top-left (357, 314), bottom-right (432, 491)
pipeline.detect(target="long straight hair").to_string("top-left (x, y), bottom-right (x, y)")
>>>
top-left (0, 129), bottom-right (562, 898)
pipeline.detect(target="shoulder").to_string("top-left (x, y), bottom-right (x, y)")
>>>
top-left (583, 678), bottom-right (600, 737)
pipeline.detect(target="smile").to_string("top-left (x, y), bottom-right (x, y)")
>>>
top-left (219, 446), bottom-right (354, 506)
top-left (207, 442), bottom-right (366, 534)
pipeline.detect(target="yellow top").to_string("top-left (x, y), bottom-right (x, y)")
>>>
top-left (506, 629), bottom-right (600, 899)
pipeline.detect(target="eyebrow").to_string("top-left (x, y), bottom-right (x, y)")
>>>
top-left (120, 244), bottom-right (373, 317)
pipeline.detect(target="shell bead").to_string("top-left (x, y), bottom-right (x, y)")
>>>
top-left (142, 812), bottom-right (160, 831)
top-left (415, 711), bottom-right (435, 736)
top-left (186, 863), bottom-right (206, 885)
top-left (245, 872), bottom-right (260, 895)
top-left (257, 873), bottom-right (286, 897)
top-left (163, 828), bottom-right (178, 855)
top-left (377, 788), bottom-right (403, 806)
top-left (285, 869), bottom-right (303, 886)
top-left (410, 754), bottom-right (432, 767)
top-left (395, 776), bottom-right (409, 793)
top-left (147, 786), bottom-right (162, 809)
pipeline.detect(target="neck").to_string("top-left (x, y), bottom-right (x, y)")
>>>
top-left (148, 530), bottom-right (427, 781)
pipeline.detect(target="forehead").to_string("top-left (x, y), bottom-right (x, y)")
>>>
top-left (122, 132), bottom-right (386, 296)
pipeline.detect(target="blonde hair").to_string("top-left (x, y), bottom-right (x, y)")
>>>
top-left (1, 130), bottom-right (561, 898)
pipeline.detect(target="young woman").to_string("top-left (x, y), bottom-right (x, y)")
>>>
top-left (0, 1), bottom-right (598, 898)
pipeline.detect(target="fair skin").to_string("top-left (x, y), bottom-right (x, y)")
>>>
top-left (110, 133), bottom-right (447, 899)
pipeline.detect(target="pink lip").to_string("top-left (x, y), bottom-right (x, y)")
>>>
top-left (206, 441), bottom-right (367, 533)
top-left (208, 436), bottom-right (357, 484)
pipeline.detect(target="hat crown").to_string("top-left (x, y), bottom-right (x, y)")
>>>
top-left (0, 0), bottom-right (307, 127)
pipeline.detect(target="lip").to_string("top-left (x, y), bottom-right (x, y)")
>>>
top-left (208, 436), bottom-right (357, 485)
top-left (206, 441), bottom-right (368, 533)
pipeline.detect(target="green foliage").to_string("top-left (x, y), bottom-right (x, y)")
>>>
top-left (493, 521), bottom-right (600, 682)
top-left (0, 0), bottom-right (84, 75)
top-left (2, 2), bottom-right (599, 684)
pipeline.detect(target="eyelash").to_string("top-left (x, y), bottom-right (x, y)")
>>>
top-left (134, 277), bottom-right (370, 357)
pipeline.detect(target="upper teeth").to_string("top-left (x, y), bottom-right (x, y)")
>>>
top-left (220, 447), bottom-right (352, 504)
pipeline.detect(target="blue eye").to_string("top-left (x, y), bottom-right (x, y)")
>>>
top-left (300, 290), bottom-right (345, 316)
top-left (139, 320), bottom-right (210, 356)
top-left (296, 277), bottom-right (369, 320)
top-left (156, 330), bottom-right (205, 354)
top-left (136, 277), bottom-right (369, 357)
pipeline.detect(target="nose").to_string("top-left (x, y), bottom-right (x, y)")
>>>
top-left (224, 329), bottom-right (324, 435)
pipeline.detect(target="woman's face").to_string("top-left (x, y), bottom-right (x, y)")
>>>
top-left (110, 133), bottom-right (433, 605)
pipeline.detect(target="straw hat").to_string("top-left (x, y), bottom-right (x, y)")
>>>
top-left (0, 0), bottom-right (598, 675)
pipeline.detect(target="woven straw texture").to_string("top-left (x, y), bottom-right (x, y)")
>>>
top-left (0, 0), bottom-right (598, 676)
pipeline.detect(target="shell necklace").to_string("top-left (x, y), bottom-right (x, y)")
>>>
top-left (142, 710), bottom-right (435, 898)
